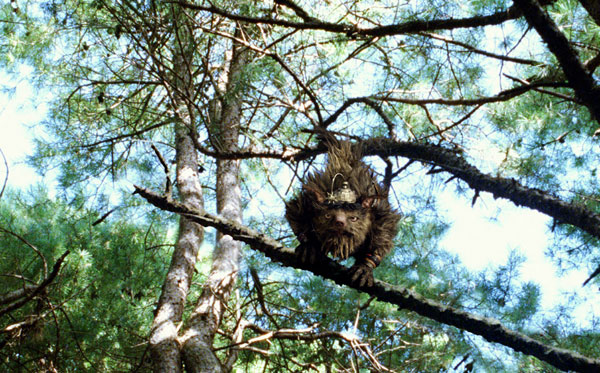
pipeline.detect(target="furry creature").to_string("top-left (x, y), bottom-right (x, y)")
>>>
top-left (285, 140), bottom-right (401, 287)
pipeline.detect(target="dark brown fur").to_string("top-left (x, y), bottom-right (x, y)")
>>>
top-left (285, 140), bottom-right (401, 285)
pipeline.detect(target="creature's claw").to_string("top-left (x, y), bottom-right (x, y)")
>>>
top-left (349, 262), bottom-right (374, 287)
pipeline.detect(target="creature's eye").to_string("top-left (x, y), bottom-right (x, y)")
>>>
top-left (349, 216), bottom-right (359, 222)
top-left (324, 213), bottom-right (331, 219)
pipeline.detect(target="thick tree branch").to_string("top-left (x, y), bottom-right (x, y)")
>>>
top-left (133, 186), bottom-right (600, 372)
top-left (177, 1), bottom-right (549, 36)
top-left (361, 138), bottom-right (600, 241)
top-left (514, 0), bottom-right (600, 122)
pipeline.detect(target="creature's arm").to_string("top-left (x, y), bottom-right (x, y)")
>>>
top-left (368, 209), bottom-right (401, 259)
top-left (285, 193), bottom-right (325, 264)
top-left (284, 194), bottom-right (310, 240)
top-left (349, 208), bottom-right (401, 287)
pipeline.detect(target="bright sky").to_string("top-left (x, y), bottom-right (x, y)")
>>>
top-left (439, 189), bottom-right (600, 324)
top-left (0, 65), bottom-right (45, 189)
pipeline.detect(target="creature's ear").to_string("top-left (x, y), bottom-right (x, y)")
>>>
top-left (360, 195), bottom-right (380, 209)
top-left (303, 185), bottom-right (326, 204)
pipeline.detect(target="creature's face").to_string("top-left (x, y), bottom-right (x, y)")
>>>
top-left (313, 203), bottom-right (372, 259)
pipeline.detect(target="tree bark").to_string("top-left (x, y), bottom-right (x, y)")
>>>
top-left (179, 29), bottom-right (253, 373)
top-left (149, 5), bottom-right (203, 372)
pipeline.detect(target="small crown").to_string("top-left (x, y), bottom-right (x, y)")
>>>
top-left (326, 181), bottom-right (357, 204)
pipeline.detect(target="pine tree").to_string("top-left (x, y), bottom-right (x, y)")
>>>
top-left (2, 0), bottom-right (600, 371)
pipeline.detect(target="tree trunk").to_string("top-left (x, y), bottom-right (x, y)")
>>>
top-left (180, 30), bottom-right (253, 373)
top-left (149, 5), bottom-right (203, 372)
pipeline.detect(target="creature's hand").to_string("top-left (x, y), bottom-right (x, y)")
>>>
top-left (349, 262), bottom-right (375, 287)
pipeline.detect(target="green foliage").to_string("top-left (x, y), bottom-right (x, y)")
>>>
top-left (0, 187), bottom-right (174, 371)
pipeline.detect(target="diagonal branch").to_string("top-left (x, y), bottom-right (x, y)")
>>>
top-left (181, 137), bottom-right (600, 247)
top-left (81, 118), bottom-right (178, 149)
top-left (420, 32), bottom-right (542, 66)
top-left (577, 0), bottom-right (600, 27)
top-left (513, 0), bottom-right (600, 122)
top-left (0, 284), bottom-right (38, 306)
top-left (182, 136), bottom-right (600, 246)
top-left (0, 227), bottom-right (48, 278)
top-left (133, 185), bottom-right (600, 372)
top-left (361, 138), bottom-right (600, 241)
top-left (0, 251), bottom-right (70, 317)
